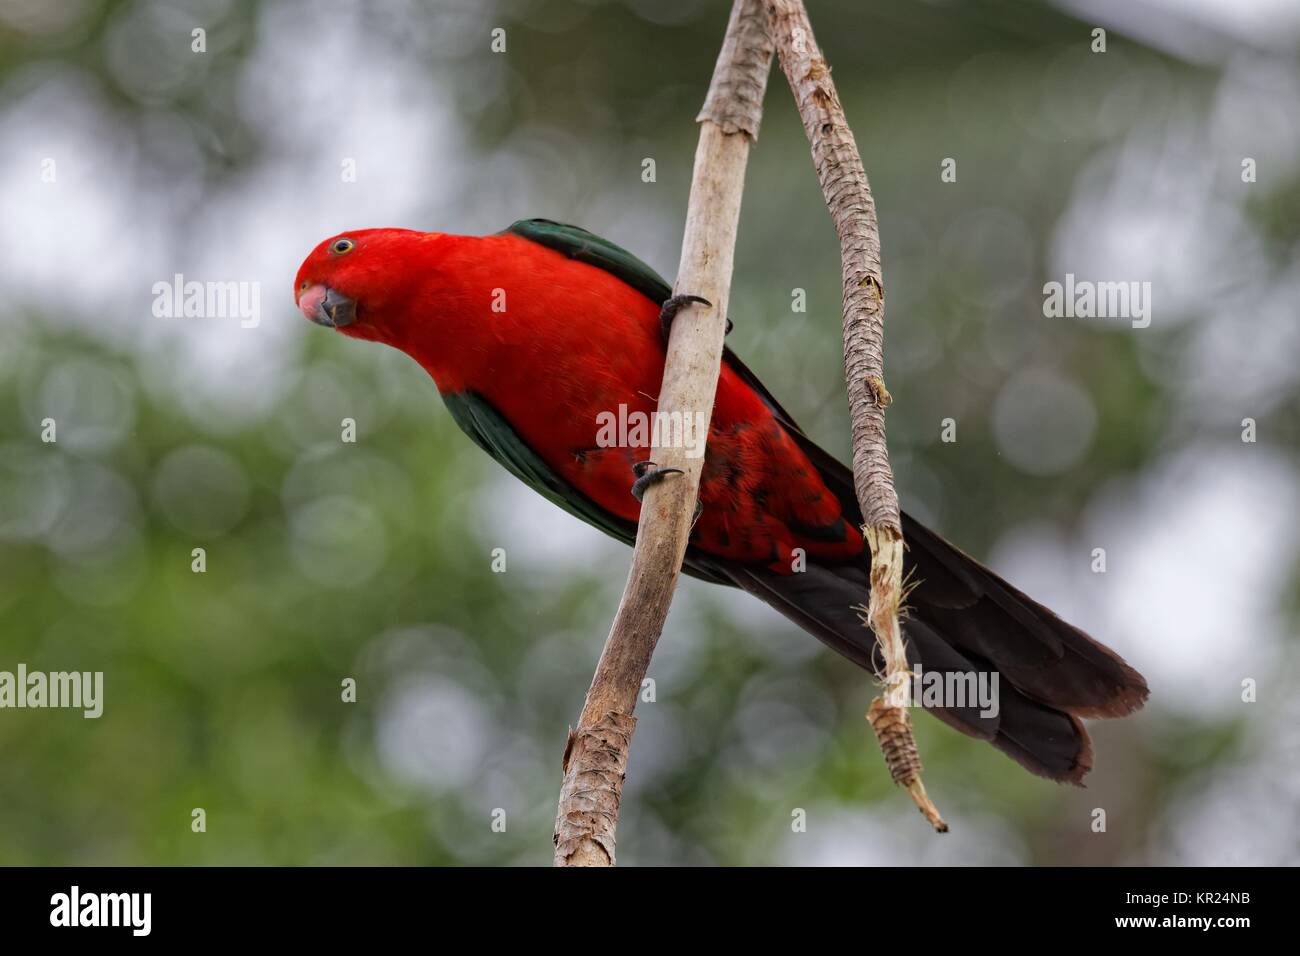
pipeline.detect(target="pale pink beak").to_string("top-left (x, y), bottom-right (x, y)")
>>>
top-left (298, 283), bottom-right (356, 328)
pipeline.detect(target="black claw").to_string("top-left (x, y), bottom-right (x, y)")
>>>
top-left (631, 460), bottom-right (685, 502)
top-left (659, 294), bottom-right (713, 341)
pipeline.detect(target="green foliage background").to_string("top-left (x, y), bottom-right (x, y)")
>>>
top-left (0, 0), bottom-right (1297, 865)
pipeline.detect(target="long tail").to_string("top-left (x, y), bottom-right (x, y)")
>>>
top-left (700, 348), bottom-right (1148, 782)
top-left (714, 513), bottom-right (1148, 784)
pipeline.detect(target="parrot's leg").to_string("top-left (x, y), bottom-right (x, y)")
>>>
top-left (631, 460), bottom-right (683, 500)
top-left (659, 295), bottom-right (731, 341)
top-left (630, 461), bottom-right (703, 524)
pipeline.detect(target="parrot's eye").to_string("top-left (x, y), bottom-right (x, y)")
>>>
top-left (330, 238), bottom-right (356, 255)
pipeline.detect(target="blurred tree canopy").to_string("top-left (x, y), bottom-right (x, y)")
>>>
top-left (0, 0), bottom-right (1297, 865)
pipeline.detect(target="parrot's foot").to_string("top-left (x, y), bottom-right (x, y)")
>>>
top-left (630, 461), bottom-right (703, 524)
top-left (630, 460), bottom-right (684, 501)
top-left (659, 294), bottom-right (731, 341)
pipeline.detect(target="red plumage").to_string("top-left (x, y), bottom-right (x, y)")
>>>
top-left (294, 223), bottom-right (1148, 783)
top-left (299, 229), bottom-right (862, 570)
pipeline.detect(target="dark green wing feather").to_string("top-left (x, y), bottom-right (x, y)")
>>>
top-left (442, 390), bottom-right (637, 546)
top-left (441, 389), bottom-right (731, 586)
top-left (505, 218), bottom-right (803, 426)
top-left (504, 218), bottom-right (672, 304)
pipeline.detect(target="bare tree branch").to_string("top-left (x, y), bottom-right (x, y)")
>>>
top-left (552, 0), bottom-right (773, 867)
top-left (765, 0), bottom-right (947, 831)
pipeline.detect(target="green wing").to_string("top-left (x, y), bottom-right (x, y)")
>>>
top-left (442, 390), bottom-right (637, 546)
top-left (480, 218), bottom-right (810, 585)
top-left (441, 389), bottom-right (730, 585)
top-left (505, 217), bottom-right (806, 429)
top-left (504, 218), bottom-right (673, 304)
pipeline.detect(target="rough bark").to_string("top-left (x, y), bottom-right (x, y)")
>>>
top-left (552, 0), bottom-right (773, 867)
top-left (765, 0), bottom-right (946, 831)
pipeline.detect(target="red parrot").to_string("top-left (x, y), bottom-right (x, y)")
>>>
top-left (294, 219), bottom-right (1148, 783)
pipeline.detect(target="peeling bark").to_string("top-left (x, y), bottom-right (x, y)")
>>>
top-left (766, 0), bottom-right (946, 831)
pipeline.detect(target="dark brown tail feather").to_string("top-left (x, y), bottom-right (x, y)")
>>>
top-left (712, 531), bottom-right (1144, 784)
top-left (900, 513), bottom-right (1149, 720)
top-left (711, 348), bottom-right (1147, 781)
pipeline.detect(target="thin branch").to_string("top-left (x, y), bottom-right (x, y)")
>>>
top-left (552, 0), bottom-right (773, 867)
top-left (765, 0), bottom-right (947, 831)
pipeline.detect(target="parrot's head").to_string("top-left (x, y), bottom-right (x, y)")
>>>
top-left (294, 228), bottom-right (432, 341)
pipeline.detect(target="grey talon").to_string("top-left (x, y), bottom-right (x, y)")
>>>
top-left (630, 460), bottom-right (685, 502)
top-left (658, 294), bottom-right (713, 341)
